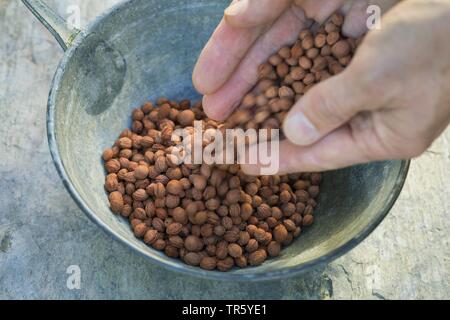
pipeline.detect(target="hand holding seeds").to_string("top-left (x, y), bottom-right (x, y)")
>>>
top-left (193, 0), bottom-right (450, 174)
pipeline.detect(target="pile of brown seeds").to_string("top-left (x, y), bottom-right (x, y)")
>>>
top-left (102, 13), bottom-right (359, 271)
top-left (226, 13), bottom-right (361, 132)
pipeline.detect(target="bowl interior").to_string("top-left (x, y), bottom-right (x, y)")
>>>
top-left (51, 0), bottom-right (407, 279)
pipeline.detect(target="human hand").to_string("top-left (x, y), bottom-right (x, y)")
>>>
top-left (193, 0), bottom-right (397, 119)
top-left (193, 0), bottom-right (450, 174)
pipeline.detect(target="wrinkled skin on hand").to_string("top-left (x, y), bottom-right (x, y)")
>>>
top-left (193, 0), bottom-right (450, 174)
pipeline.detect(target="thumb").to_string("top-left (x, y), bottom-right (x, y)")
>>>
top-left (283, 70), bottom-right (368, 146)
top-left (225, 0), bottom-right (292, 28)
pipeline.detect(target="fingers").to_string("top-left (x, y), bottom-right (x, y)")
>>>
top-left (241, 126), bottom-right (373, 175)
top-left (192, 17), bottom-right (264, 95)
top-left (283, 69), bottom-right (368, 146)
top-left (193, 0), bottom-right (290, 95)
top-left (203, 6), bottom-right (307, 120)
top-left (342, 0), bottom-right (401, 38)
top-left (225, 0), bottom-right (292, 28)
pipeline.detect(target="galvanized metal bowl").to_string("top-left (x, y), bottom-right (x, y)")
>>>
top-left (24, 0), bottom-right (409, 281)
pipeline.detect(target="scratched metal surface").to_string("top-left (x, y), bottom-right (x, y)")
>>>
top-left (0, 0), bottom-right (449, 299)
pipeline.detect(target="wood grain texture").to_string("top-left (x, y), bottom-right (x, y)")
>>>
top-left (0, 0), bottom-right (449, 299)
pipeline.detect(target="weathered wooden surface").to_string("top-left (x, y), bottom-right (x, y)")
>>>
top-left (0, 0), bottom-right (449, 299)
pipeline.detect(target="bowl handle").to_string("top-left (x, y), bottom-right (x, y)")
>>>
top-left (21, 0), bottom-right (81, 51)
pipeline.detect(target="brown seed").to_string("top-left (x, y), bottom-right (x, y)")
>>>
top-left (293, 227), bottom-right (302, 237)
top-left (276, 63), bottom-right (289, 78)
top-left (185, 235), bottom-right (204, 252)
top-left (118, 137), bottom-right (132, 149)
top-left (268, 54), bottom-right (282, 66)
top-left (214, 225), bottom-right (226, 237)
top-left (184, 252), bottom-right (202, 266)
top-left (166, 180), bottom-right (183, 195)
top-left (177, 109), bottom-right (195, 126)
top-left (278, 46), bottom-right (291, 59)
top-left (191, 174), bottom-right (207, 191)
top-left (325, 21), bottom-right (338, 33)
top-left (267, 241), bottom-right (281, 257)
top-left (158, 103), bottom-right (171, 119)
top-left (291, 41), bottom-right (304, 58)
top-left (132, 189), bottom-right (148, 201)
top-left (155, 156), bottom-right (168, 173)
top-left (143, 229), bottom-right (158, 244)
top-left (133, 223), bottom-right (147, 238)
top-left (235, 256), bottom-right (247, 268)
top-left (332, 40), bottom-right (351, 59)
top-left (166, 222), bottom-right (183, 235)
top-left (292, 81), bottom-right (305, 94)
top-left (283, 219), bottom-right (297, 232)
top-left (319, 46), bottom-right (331, 59)
top-left (303, 73), bottom-right (315, 85)
top-left (279, 190), bottom-right (292, 203)
top-left (299, 56), bottom-right (312, 70)
top-left (205, 198), bottom-right (220, 211)
top-left (339, 55), bottom-right (352, 66)
top-left (104, 175), bottom-right (119, 192)
top-left (278, 86), bottom-right (295, 99)
top-left (224, 230), bottom-right (240, 243)
top-left (241, 93), bottom-right (256, 109)
top-left (226, 189), bottom-right (241, 204)
top-left (200, 257), bottom-right (217, 270)
top-left (109, 191), bottom-right (123, 213)
top-left (238, 231), bottom-right (250, 246)
top-left (102, 148), bottom-right (114, 161)
top-left (200, 224), bottom-right (214, 238)
top-left (217, 257), bottom-right (234, 272)
top-left (299, 29), bottom-right (312, 40)
top-left (301, 36), bottom-right (314, 50)
top-left (185, 201), bottom-right (198, 215)
top-left (314, 33), bottom-right (327, 48)
top-left (165, 245), bottom-right (179, 258)
top-left (105, 159), bottom-right (121, 173)
top-left (258, 63), bottom-right (273, 79)
top-left (253, 228), bottom-right (266, 243)
top-left (193, 210), bottom-right (208, 225)
top-left (152, 217), bottom-right (165, 232)
top-left (282, 203), bottom-right (296, 217)
top-left (256, 204), bottom-right (272, 220)
top-left (306, 47), bottom-right (319, 59)
top-left (172, 207), bottom-right (187, 224)
top-left (152, 239), bottom-right (166, 251)
top-left (302, 215), bottom-right (314, 226)
top-left (240, 203), bottom-right (253, 220)
top-left (312, 56), bottom-right (328, 71)
top-left (248, 249), bottom-right (267, 266)
top-left (273, 224), bottom-right (288, 243)
top-left (134, 207), bottom-right (147, 220)
top-left (154, 182), bottom-right (166, 198)
top-left (326, 31), bottom-right (340, 46)
top-left (228, 243), bottom-right (243, 258)
top-left (331, 13), bottom-right (344, 26)
top-left (246, 238), bottom-right (259, 253)
top-left (265, 86), bottom-right (279, 99)
top-left (216, 241), bottom-right (228, 259)
top-left (169, 235), bottom-right (184, 248)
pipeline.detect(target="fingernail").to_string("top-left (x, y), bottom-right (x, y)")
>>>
top-left (225, 0), bottom-right (248, 16)
top-left (284, 112), bottom-right (319, 145)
